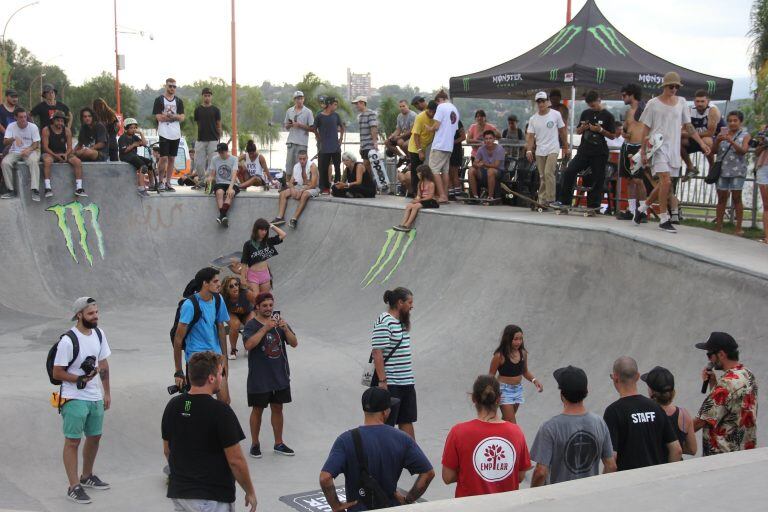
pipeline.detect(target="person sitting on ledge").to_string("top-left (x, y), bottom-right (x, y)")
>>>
top-left (74, 108), bottom-right (108, 163)
top-left (272, 150), bottom-right (319, 229)
top-left (41, 110), bottom-right (84, 199)
top-left (332, 151), bottom-right (376, 198)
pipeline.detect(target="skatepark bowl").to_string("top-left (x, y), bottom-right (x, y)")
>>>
top-left (1, 163), bottom-right (766, 511)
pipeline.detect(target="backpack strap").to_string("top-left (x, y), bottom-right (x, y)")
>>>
top-left (351, 428), bottom-right (368, 473)
top-left (187, 295), bottom-right (202, 331)
top-left (63, 330), bottom-right (80, 370)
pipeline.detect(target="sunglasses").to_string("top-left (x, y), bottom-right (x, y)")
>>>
top-left (666, 84), bottom-right (680, 90)
top-left (228, 284), bottom-right (239, 289)
top-left (706, 351), bottom-right (716, 357)
top-left (167, 84), bottom-right (177, 89)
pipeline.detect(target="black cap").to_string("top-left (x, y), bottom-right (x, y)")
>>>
top-left (427, 100), bottom-right (438, 111)
top-left (5, 88), bottom-right (17, 97)
top-left (411, 95), bottom-right (425, 106)
top-left (640, 366), bottom-right (675, 392)
top-left (553, 366), bottom-right (588, 393)
top-left (362, 387), bottom-right (399, 413)
top-left (216, 142), bottom-right (229, 152)
top-left (42, 83), bottom-right (56, 95)
top-left (695, 332), bottom-right (738, 353)
top-left (507, 114), bottom-right (518, 122)
top-left (202, 87), bottom-right (213, 95)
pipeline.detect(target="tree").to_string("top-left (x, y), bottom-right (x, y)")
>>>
top-left (750, 0), bottom-right (768, 126)
top-left (377, 96), bottom-right (399, 136)
top-left (289, 72), bottom-right (352, 119)
top-left (67, 72), bottom-right (138, 131)
top-left (240, 86), bottom-right (279, 146)
top-left (0, 39), bottom-right (71, 109)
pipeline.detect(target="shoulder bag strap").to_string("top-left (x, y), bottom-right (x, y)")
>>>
top-left (368, 325), bottom-right (406, 364)
top-left (351, 428), bottom-right (368, 472)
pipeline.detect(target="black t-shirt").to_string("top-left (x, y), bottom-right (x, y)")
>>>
top-left (31, 101), bottom-right (69, 130)
top-left (194, 105), bottom-right (222, 142)
top-left (118, 133), bottom-right (141, 157)
top-left (161, 393), bottom-right (245, 503)
top-left (453, 120), bottom-right (464, 147)
top-left (243, 318), bottom-right (290, 394)
top-left (578, 108), bottom-right (616, 156)
top-left (240, 236), bottom-right (283, 266)
top-left (603, 395), bottom-right (676, 471)
top-left (502, 127), bottom-right (524, 140)
top-left (0, 104), bottom-right (15, 130)
top-left (45, 125), bottom-right (68, 154)
top-left (226, 291), bottom-right (253, 317)
top-left (78, 122), bottom-right (108, 149)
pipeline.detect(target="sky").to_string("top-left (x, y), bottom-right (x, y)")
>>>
top-left (1, 0), bottom-right (756, 98)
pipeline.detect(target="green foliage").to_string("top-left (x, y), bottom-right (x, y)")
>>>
top-left (750, 0), bottom-right (768, 75)
top-left (377, 97), bottom-right (399, 136)
top-left (1, 39), bottom-right (71, 110)
top-left (290, 72), bottom-right (352, 119)
top-left (67, 72), bottom-right (138, 131)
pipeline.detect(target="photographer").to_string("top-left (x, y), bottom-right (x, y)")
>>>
top-left (713, 111), bottom-right (751, 235)
top-left (754, 126), bottom-right (768, 243)
top-left (52, 297), bottom-right (112, 504)
top-left (162, 351), bottom-right (257, 512)
top-left (242, 293), bottom-right (298, 458)
top-left (694, 332), bottom-right (757, 455)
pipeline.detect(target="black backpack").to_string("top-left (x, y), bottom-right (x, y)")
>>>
top-left (351, 428), bottom-right (391, 510)
top-left (169, 292), bottom-right (223, 350)
top-left (46, 328), bottom-right (104, 385)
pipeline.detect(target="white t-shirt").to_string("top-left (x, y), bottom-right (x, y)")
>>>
top-left (639, 96), bottom-right (691, 169)
top-left (242, 153), bottom-right (266, 179)
top-left (527, 109), bottom-right (565, 156)
top-left (4, 121), bottom-right (41, 154)
top-left (53, 327), bottom-right (111, 401)
top-left (158, 96), bottom-right (182, 140)
top-left (432, 102), bottom-right (459, 152)
top-left (284, 105), bottom-right (314, 146)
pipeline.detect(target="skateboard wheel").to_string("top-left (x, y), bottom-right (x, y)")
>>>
top-left (537, 208), bottom-right (544, 213)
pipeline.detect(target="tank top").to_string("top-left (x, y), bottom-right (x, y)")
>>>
top-left (668, 407), bottom-right (687, 448)
top-left (348, 162), bottom-right (376, 193)
top-left (242, 153), bottom-right (265, 179)
top-left (497, 351), bottom-right (525, 377)
top-left (47, 126), bottom-right (68, 154)
top-left (690, 105), bottom-right (725, 135)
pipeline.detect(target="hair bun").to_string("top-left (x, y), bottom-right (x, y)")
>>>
top-left (383, 290), bottom-right (392, 303)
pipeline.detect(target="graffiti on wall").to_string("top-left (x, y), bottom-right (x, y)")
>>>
top-left (47, 202), bottom-right (105, 265)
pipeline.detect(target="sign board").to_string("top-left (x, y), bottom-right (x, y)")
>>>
top-left (279, 487), bottom-right (426, 511)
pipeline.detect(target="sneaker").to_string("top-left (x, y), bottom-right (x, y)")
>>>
top-left (683, 166), bottom-right (699, 181)
top-left (274, 443), bottom-right (295, 456)
top-left (617, 210), bottom-right (634, 220)
top-left (289, 218), bottom-right (297, 229)
top-left (216, 216), bottom-right (222, 225)
top-left (149, 184), bottom-right (159, 193)
top-left (228, 353), bottom-right (236, 360)
top-left (633, 207), bottom-right (646, 225)
top-left (549, 201), bottom-right (564, 208)
top-left (221, 215), bottom-right (228, 228)
top-left (0, 192), bottom-right (15, 199)
top-left (165, 183), bottom-right (176, 192)
top-left (670, 212), bottom-right (680, 224)
top-left (249, 444), bottom-right (262, 459)
top-left (31, 189), bottom-right (40, 201)
top-left (271, 217), bottom-right (286, 226)
top-left (320, 188), bottom-right (330, 195)
top-left (75, 189), bottom-right (88, 197)
top-left (80, 474), bottom-right (110, 490)
top-left (157, 183), bottom-right (167, 192)
top-left (137, 188), bottom-right (150, 197)
top-left (658, 220), bottom-right (677, 233)
top-left (67, 484), bottom-right (92, 504)
top-left (45, 188), bottom-right (53, 198)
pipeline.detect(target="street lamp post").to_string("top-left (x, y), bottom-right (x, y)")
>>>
top-left (28, 71), bottom-right (44, 109)
top-left (230, 0), bottom-right (237, 154)
top-left (113, 0), bottom-right (121, 116)
top-left (1, 1), bottom-right (40, 98)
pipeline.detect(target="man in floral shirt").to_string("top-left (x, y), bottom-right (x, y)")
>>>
top-left (694, 332), bottom-right (757, 455)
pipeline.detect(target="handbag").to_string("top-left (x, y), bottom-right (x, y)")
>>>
top-left (361, 335), bottom-right (405, 387)
top-left (705, 133), bottom-right (738, 184)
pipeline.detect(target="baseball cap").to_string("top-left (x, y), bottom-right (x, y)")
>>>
top-left (361, 387), bottom-right (399, 413)
top-left (411, 95), bottom-right (425, 106)
top-left (352, 95), bottom-right (367, 104)
top-left (5, 89), bottom-right (17, 97)
top-left (202, 87), bottom-right (213, 95)
top-left (42, 83), bottom-right (56, 95)
top-left (293, 90), bottom-right (304, 99)
top-left (71, 297), bottom-right (96, 320)
top-left (695, 332), bottom-right (738, 353)
top-left (640, 366), bottom-right (675, 393)
top-left (123, 117), bottom-right (138, 127)
top-left (427, 100), bottom-right (438, 111)
top-left (52, 110), bottom-right (67, 120)
top-left (216, 142), bottom-right (229, 152)
top-left (507, 114), bottom-right (518, 122)
top-left (534, 91), bottom-right (548, 101)
top-left (553, 365), bottom-right (588, 394)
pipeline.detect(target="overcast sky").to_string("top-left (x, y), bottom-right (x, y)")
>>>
top-left (2, 0), bottom-right (755, 97)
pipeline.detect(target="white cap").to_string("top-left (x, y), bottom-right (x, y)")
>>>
top-left (352, 95), bottom-right (367, 104)
top-left (534, 91), bottom-right (548, 101)
top-left (71, 296), bottom-right (96, 320)
top-left (293, 90), bottom-right (304, 98)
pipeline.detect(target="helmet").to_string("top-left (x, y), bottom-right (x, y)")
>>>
top-left (123, 117), bottom-right (138, 127)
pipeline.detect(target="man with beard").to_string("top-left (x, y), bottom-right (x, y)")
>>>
top-left (681, 90), bottom-right (722, 178)
top-left (51, 297), bottom-right (112, 504)
top-left (242, 293), bottom-right (298, 458)
top-left (617, 84), bottom-right (648, 222)
top-left (370, 287), bottom-right (417, 438)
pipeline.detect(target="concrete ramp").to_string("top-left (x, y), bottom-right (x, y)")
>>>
top-left (0, 163), bottom-right (766, 511)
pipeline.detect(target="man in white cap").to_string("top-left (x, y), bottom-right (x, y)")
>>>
top-left (284, 91), bottom-right (314, 179)
top-left (51, 297), bottom-right (112, 504)
top-left (525, 91), bottom-right (569, 206)
top-left (636, 71), bottom-right (711, 232)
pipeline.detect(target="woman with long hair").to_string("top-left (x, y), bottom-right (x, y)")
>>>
top-left (220, 276), bottom-right (255, 359)
top-left (240, 218), bottom-right (286, 295)
top-left (92, 98), bottom-right (120, 162)
top-left (641, 366), bottom-right (697, 456)
top-left (713, 110), bottom-right (751, 235)
top-left (332, 151), bottom-right (376, 198)
top-left (395, 164), bottom-right (438, 232)
top-left (488, 325), bottom-right (543, 423)
top-left (442, 375), bottom-right (531, 497)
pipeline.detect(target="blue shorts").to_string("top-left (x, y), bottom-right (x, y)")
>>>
top-left (717, 176), bottom-right (745, 191)
top-left (756, 166), bottom-right (768, 186)
top-left (500, 382), bottom-right (524, 405)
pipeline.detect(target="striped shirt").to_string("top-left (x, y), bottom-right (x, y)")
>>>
top-left (358, 109), bottom-right (378, 151)
top-left (371, 312), bottom-right (414, 386)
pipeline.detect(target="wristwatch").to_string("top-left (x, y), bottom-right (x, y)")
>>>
top-left (174, 370), bottom-right (184, 378)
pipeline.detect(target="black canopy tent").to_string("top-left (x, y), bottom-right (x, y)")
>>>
top-left (448, 0), bottom-right (733, 102)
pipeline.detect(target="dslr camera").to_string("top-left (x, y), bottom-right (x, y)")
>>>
top-left (749, 130), bottom-right (767, 148)
top-left (76, 356), bottom-right (97, 389)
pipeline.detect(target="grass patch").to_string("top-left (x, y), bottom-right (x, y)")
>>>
top-left (680, 218), bottom-right (764, 240)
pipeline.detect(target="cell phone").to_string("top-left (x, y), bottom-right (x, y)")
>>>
top-left (271, 311), bottom-right (281, 322)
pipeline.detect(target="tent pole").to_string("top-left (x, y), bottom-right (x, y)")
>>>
top-left (569, 85), bottom-right (576, 153)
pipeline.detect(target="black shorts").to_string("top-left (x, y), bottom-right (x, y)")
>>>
top-left (248, 387), bottom-right (292, 408)
top-left (360, 149), bottom-right (370, 161)
top-left (619, 142), bottom-right (642, 178)
top-left (386, 384), bottom-right (417, 425)
top-left (450, 144), bottom-right (463, 166)
top-left (213, 183), bottom-right (240, 195)
top-left (686, 138), bottom-right (702, 155)
top-left (420, 199), bottom-right (439, 209)
top-left (159, 136), bottom-right (180, 157)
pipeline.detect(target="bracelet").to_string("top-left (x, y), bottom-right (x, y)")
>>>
top-left (174, 370), bottom-right (184, 378)
top-left (526, 150), bottom-right (532, 154)
top-left (531, 378), bottom-right (537, 383)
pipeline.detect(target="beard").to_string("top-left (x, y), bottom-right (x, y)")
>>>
top-left (82, 318), bottom-right (98, 329)
top-left (400, 308), bottom-right (411, 331)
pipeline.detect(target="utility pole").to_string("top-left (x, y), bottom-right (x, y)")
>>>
top-left (230, 0), bottom-right (238, 154)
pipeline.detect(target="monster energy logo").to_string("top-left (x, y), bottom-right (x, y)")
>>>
top-left (541, 26), bottom-right (583, 55)
top-left (361, 228), bottom-right (416, 288)
top-left (587, 24), bottom-right (628, 56)
top-left (46, 201), bottom-right (105, 265)
top-left (707, 80), bottom-right (717, 95)
top-left (595, 68), bottom-right (606, 84)
top-left (462, 78), bottom-right (471, 92)
top-left (549, 68), bottom-right (559, 81)
top-left (184, 400), bottom-right (191, 412)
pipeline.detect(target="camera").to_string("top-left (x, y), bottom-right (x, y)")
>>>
top-left (80, 356), bottom-right (97, 376)
top-left (749, 131), bottom-right (766, 148)
top-left (167, 383), bottom-right (190, 395)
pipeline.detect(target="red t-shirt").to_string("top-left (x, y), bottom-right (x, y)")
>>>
top-left (442, 419), bottom-right (531, 498)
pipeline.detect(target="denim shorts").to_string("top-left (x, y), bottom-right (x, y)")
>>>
top-left (756, 166), bottom-right (768, 186)
top-left (717, 176), bottom-right (745, 191)
top-left (499, 382), bottom-right (524, 405)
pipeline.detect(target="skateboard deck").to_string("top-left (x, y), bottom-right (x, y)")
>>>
top-left (500, 183), bottom-right (549, 211)
top-left (462, 197), bottom-right (501, 205)
top-left (552, 205), bottom-right (600, 217)
top-left (368, 149), bottom-right (391, 193)
top-left (210, 251), bottom-right (242, 269)
top-left (630, 133), bottom-right (663, 175)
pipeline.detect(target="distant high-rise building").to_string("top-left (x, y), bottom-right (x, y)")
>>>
top-left (347, 68), bottom-right (371, 100)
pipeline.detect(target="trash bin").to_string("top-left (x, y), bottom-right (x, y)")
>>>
top-left (385, 157), bottom-right (398, 194)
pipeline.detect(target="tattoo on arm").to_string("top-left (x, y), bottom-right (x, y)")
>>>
top-left (684, 123), bottom-right (696, 136)
top-left (99, 367), bottom-right (109, 380)
top-left (406, 477), bottom-right (429, 503)
top-left (320, 481), bottom-right (340, 506)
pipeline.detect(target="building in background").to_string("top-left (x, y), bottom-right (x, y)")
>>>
top-left (347, 68), bottom-right (371, 101)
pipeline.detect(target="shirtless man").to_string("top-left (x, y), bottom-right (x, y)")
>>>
top-left (272, 150), bottom-right (319, 229)
top-left (637, 72), bottom-right (710, 232)
top-left (617, 84), bottom-right (648, 222)
top-left (681, 90), bottom-right (722, 178)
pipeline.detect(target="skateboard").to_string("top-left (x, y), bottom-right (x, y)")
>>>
top-left (462, 197), bottom-right (501, 205)
top-left (551, 204), bottom-right (600, 217)
top-left (630, 133), bottom-right (663, 175)
top-left (500, 183), bottom-right (549, 212)
top-left (210, 251), bottom-right (242, 269)
top-left (368, 149), bottom-right (391, 193)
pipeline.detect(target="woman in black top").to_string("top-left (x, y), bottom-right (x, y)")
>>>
top-left (221, 276), bottom-right (255, 360)
top-left (332, 151), bottom-right (376, 198)
top-left (642, 366), bottom-right (697, 456)
top-left (92, 98), bottom-right (120, 162)
top-left (488, 325), bottom-right (543, 423)
top-left (240, 218), bottom-right (287, 295)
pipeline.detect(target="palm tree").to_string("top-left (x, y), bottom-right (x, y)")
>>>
top-left (750, 0), bottom-right (768, 76)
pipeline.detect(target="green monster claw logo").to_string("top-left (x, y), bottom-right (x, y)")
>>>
top-left (46, 201), bottom-right (105, 265)
top-left (541, 26), bottom-right (583, 55)
top-left (462, 78), bottom-right (471, 92)
top-left (595, 67), bottom-right (606, 84)
top-left (361, 228), bottom-right (417, 288)
top-left (587, 24), bottom-right (629, 56)
top-left (184, 400), bottom-right (191, 412)
top-left (707, 80), bottom-right (717, 95)
top-left (549, 68), bottom-right (559, 81)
